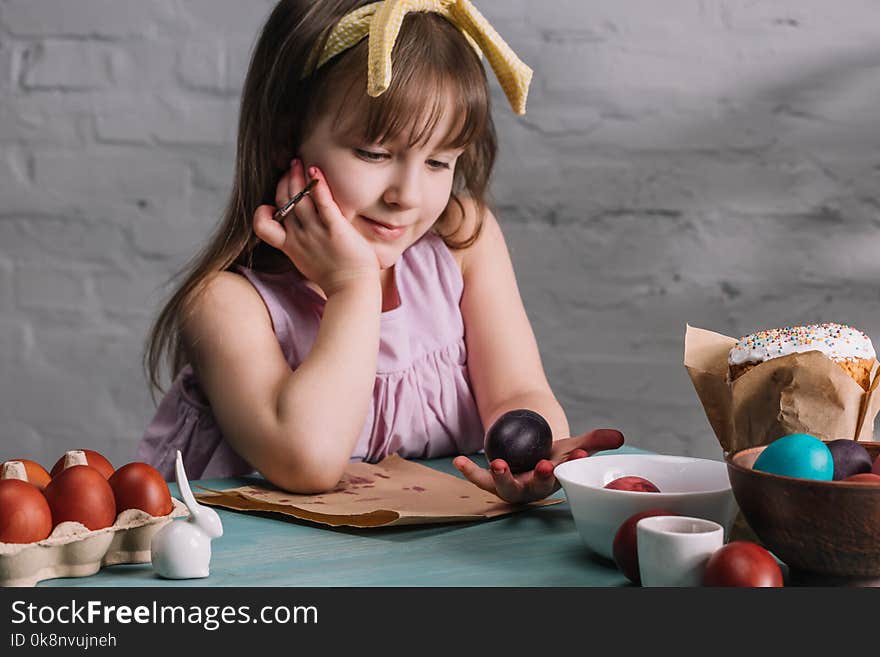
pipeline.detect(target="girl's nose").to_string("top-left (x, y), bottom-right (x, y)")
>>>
top-left (382, 165), bottom-right (421, 210)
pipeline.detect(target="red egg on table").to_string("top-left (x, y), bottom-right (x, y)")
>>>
top-left (50, 449), bottom-right (115, 480)
top-left (612, 509), bottom-right (678, 584)
top-left (0, 479), bottom-right (53, 543)
top-left (702, 541), bottom-right (783, 587)
top-left (44, 465), bottom-right (117, 531)
top-left (109, 462), bottom-right (173, 517)
top-left (604, 476), bottom-right (661, 493)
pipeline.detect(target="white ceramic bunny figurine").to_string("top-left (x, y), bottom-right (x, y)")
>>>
top-left (150, 450), bottom-right (223, 579)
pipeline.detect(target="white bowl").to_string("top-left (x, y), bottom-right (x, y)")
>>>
top-left (554, 453), bottom-right (738, 560)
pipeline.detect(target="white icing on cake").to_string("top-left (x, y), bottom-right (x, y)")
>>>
top-left (728, 323), bottom-right (875, 365)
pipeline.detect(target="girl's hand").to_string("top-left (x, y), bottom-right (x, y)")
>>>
top-left (253, 159), bottom-right (380, 297)
top-left (453, 429), bottom-right (625, 504)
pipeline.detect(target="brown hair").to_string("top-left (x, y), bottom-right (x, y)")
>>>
top-left (144, 0), bottom-right (497, 399)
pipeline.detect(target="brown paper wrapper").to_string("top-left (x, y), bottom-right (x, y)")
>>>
top-left (194, 454), bottom-right (560, 528)
top-left (684, 324), bottom-right (880, 454)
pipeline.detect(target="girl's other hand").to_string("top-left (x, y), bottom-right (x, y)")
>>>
top-left (453, 428), bottom-right (625, 504)
top-left (253, 159), bottom-right (380, 297)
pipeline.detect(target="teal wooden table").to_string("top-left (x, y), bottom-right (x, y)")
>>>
top-left (41, 448), bottom-right (646, 587)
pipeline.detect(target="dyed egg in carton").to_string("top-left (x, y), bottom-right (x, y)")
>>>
top-left (0, 498), bottom-right (188, 587)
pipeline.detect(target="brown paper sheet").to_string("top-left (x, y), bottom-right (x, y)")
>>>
top-left (684, 324), bottom-right (880, 454)
top-left (193, 454), bottom-right (561, 528)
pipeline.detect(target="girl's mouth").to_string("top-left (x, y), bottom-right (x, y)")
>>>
top-left (360, 216), bottom-right (406, 241)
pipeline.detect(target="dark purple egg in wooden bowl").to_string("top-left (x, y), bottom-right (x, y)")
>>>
top-left (726, 441), bottom-right (880, 586)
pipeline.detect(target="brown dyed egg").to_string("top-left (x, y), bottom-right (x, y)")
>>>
top-left (50, 449), bottom-right (115, 480)
top-left (108, 462), bottom-right (173, 517)
top-left (44, 465), bottom-right (117, 530)
top-left (0, 479), bottom-right (53, 543)
top-left (702, 541), bottom-right (783, 587)
top-left (843, 473), bottom-right (880, 484)
top-left (4, 459), bottom-right (51, 491)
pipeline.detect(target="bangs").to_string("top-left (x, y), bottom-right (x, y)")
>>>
top-left (318, 13), bottom-right (490, 151)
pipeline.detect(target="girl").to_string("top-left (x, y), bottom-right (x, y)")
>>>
top-left (139, 0), bottom-right (624, 503)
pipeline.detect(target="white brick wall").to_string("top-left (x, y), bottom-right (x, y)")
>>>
top-left (1, 1), bottom-right (879, 468)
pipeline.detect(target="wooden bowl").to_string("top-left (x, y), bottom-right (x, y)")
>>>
top-left (726, 441), bottom-right (880, 585)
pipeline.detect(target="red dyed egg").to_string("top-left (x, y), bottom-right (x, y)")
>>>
top-left (50, 449), bottom-right (115, 480)
top-left (702, 541), bottom-right (783, 587)
top-left (44, 465), bottom-right (117, 531)
top-left (109, 462), bottom-right (173, 517)
top-left (0, 479), bottom-right (53, 543)
top-left (843, 473), bottom-right (880, 484)
top-left (5, 459), bottom-right (51, 491)
top-left (604, 476), bottom-right (661, 493)
top-left (612, 509), bottom-right (678, 584)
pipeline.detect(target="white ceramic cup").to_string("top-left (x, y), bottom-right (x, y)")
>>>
top-left (637, 515), bottom-right (724, 587)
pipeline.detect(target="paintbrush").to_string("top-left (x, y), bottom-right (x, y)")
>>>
top-left (273, 178), bottom-right (318, 221)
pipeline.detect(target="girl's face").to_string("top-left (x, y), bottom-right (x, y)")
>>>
top-left (297, 103), bottom-right (464, 270)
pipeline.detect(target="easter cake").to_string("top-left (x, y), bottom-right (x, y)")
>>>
top-left (728, 323), bottom-right (875, 390)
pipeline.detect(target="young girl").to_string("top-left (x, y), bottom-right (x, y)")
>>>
top-left (138, 0), bottom-right (624, 504)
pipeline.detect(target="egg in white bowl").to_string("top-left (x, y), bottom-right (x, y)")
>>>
top-left (554, 453), bottom-right (737, 560)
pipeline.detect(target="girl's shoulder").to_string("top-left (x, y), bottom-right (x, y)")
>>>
top-left (179, 270), bottom-right (273, 356)
top-left (435, 197), bottom-right (505, 278)
top-left (189, 269), bottom-right (266, 312)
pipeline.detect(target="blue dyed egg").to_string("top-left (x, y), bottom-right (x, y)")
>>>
top-left (753, 433), bottom-right (834, 481)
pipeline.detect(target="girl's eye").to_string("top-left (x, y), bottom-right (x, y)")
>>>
top-left (355, 148), bottom-right (388, 161)
top-left (356, 148), bottom-right (451, 170)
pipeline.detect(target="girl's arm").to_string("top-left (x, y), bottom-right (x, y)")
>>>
top-left (450, 201), bottom-right (624, 502)
top-left (459, 212), bottom-right (569, 439)
top-left (181, 270), bottom-right (382, 493)
top-left (456, 205), bottom-right (567, 438)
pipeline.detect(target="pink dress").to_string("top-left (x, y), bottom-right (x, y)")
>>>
top-left (137, 232), bottom-right (485, 481)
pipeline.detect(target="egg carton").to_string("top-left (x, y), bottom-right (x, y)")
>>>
top-left (0, 498), bottom-right (188, 587)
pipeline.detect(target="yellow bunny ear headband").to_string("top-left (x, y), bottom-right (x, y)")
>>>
top-left (308, 0), bottom-right (533, 115)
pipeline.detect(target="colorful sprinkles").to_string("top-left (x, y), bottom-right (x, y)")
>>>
top-left (729, 322), bottom-right (875, 365)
